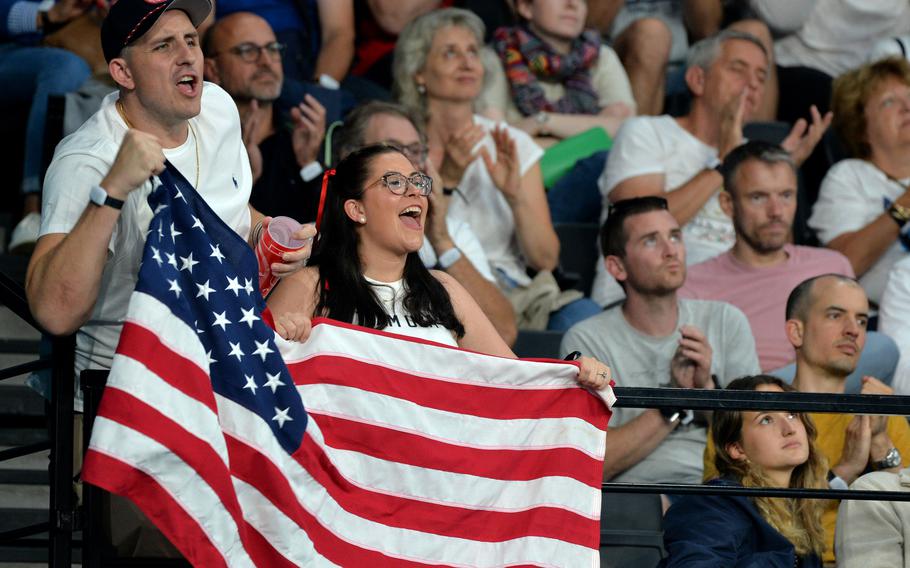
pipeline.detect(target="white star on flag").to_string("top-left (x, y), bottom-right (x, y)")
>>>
top-left (272, 406), bottom-right (293, 428)
top-left (195, 280), bottom-right (215, 301)
top-left (180, 253), bottom-right (199, 274)
top-left (150, 246), bottom-right (163, 267)
top-left (167, 279), bottom-right (181, 297)
top-left (225, 276), bottom-right (243, 296)
top-left (263, 372), bottom-right (284, 393)
top-left (212, 311), bottom-right (231, 331)
top-left (252, 339), bottom-right (274, 362)
top-left (210, 244), bottom-right (225, 264)
top-left (239, 306), bottom-right (259, 328)
top-left (228, 341), bottom-right (245, 362)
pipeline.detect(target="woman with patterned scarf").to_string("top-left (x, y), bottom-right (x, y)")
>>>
top-left (479, 0), bottom-right (636, 145)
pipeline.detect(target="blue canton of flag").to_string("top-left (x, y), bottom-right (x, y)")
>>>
top-left (137, 162), bottom-right (307, 453)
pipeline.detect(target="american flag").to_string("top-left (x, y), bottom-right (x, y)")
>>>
top-left (81, 163), bottom-right (615, 566)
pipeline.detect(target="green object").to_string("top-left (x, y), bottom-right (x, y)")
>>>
top-left (540, 127), bottom-right (612, 188)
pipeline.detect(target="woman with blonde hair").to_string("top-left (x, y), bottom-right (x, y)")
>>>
top-left (661, 375), bottom-right (827, 567)
top-left (392, 7), bottom-right (602, 331)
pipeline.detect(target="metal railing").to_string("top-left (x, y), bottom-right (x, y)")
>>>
top-left (605, 386), bottom-right (910, 502)
top-left (0, 270), bottom-right (76, 566)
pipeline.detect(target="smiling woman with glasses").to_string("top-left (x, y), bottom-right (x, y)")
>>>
top-left (366, 171), bottom-right (433, 196)
top-left (265, 144), bottom-right (613, 390)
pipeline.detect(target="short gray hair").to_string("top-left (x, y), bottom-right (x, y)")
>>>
top-left (687, 29), bottom-right (768, 71)
top-left (392, 7), bottom-right (486, 122)
top-left (337, 100), bottom-right (424, 159)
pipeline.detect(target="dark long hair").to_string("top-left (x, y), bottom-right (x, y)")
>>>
top-left (308, 144), bottom-right (465, 338)
top-left (712, 375), bottom-right (827, 557)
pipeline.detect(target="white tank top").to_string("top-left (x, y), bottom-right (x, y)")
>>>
top-left (363, 276), bottom-right (458, 346)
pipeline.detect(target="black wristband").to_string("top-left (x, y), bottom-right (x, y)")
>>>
top-left (442, 187), bottom-right (456, 196)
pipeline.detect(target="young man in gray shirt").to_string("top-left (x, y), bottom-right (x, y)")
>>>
top-left (562, 196), bottom-right (760, 485)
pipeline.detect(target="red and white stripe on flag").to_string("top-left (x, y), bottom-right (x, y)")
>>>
top-left (83, 301), bottom-right (614, 567)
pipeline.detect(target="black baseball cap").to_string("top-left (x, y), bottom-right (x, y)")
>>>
top-left (101, 0), bottom-right (212, 63)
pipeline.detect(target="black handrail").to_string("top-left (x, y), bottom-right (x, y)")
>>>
top-left (0, 269), bottom-right (75, 567)
top-left (613, 386), bottom-right (910, 416)
top-left (608, 386), bottom-right (910, 501)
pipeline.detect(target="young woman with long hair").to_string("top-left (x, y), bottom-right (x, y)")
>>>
top-left (265, 143), bottom-right (610, 388)
top-left (661, 375), bottom-right (827, 567)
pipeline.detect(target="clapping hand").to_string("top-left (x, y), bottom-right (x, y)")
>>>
top-left (781, 105), bottom-right (833, 166)
top-left (423, 160), bottom-right (453, 251)
top-left (480, 126), bottom-right (521, 203)
top-left (290, 94), bottom-right (326, 168)
top-left (669, 326), bottom-right (714, 389)
top-left (240, 100), bottom-right (263, 183)
top-left (440, 123), bottom-right (484, 187)
top-left (860, 375), bottom-right (893, 435)
top-left (718, 90), bottom-right (747, 160)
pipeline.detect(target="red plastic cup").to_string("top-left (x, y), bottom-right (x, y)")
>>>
top-left (256, 217), bottom-right (311, 297)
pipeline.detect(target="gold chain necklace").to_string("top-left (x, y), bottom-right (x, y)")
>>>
top-left (116, 99), bottom-right (200, 189)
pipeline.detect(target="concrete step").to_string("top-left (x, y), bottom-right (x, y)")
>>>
top-left (0, 307), bottom-right (40, 342)
top-left (0, 483), bottom-right (48, 510)
top-left (0, 387), bottom-right (45, 419)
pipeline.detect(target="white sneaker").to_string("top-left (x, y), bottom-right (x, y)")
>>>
top-left (9, 212), bottom-right (41, 254)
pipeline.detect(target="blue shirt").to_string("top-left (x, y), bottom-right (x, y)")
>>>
top-left (660, 478), bottom-right (823, 568)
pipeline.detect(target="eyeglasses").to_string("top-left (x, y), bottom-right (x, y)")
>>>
top-left (384, 142), bottom-right (428, 166)
top-left (367, 171), bottom-right (433, 196)
top-left (217, 41), bottom-right (286, 63)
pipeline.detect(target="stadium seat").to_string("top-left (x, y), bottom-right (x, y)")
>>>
top-left (554, 223), bottom-right (600, 297)
top-left (512, 330), bottom-right (565, 360)
top-left (599, 491), bottom-right (666, 568)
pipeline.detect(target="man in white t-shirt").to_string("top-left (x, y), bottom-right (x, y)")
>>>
top-left (25, 0), bottom-right (312, 410)
top-left (337, 100), bottom-right (518, 346)
top-left (592, 28), bottom-right (831, 306)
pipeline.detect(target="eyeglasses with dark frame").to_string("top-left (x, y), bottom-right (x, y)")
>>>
top-left (383, 141), bottom-right (428, 167)
top-left (366, 171), bottom-right (433, 196)
top-left (213, 41), bottom-right (286, 63)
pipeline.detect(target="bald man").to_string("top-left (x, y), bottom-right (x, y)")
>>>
top-left (786, 274), bottom-right (909, 562)
top-left (204, 12), bottom-right (326, 223)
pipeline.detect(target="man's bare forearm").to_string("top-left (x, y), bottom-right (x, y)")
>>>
top-left (26, 204), bottom-right (121, 336)
top-left (444, 258), bottom-right (517, 346)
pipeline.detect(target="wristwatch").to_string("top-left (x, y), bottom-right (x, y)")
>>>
top-left (89, 185), bottom-right (124, 210)
top-left (659, 407), bottom-right (694, 427)
top-left (873, 447), bottom-right (902, 471)
top-left (299, 161), bottom-right (323, 183)
top-left (534, 111), bottom-right (550, 135)
top-left (888, 202), bottom-right (910, 228)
